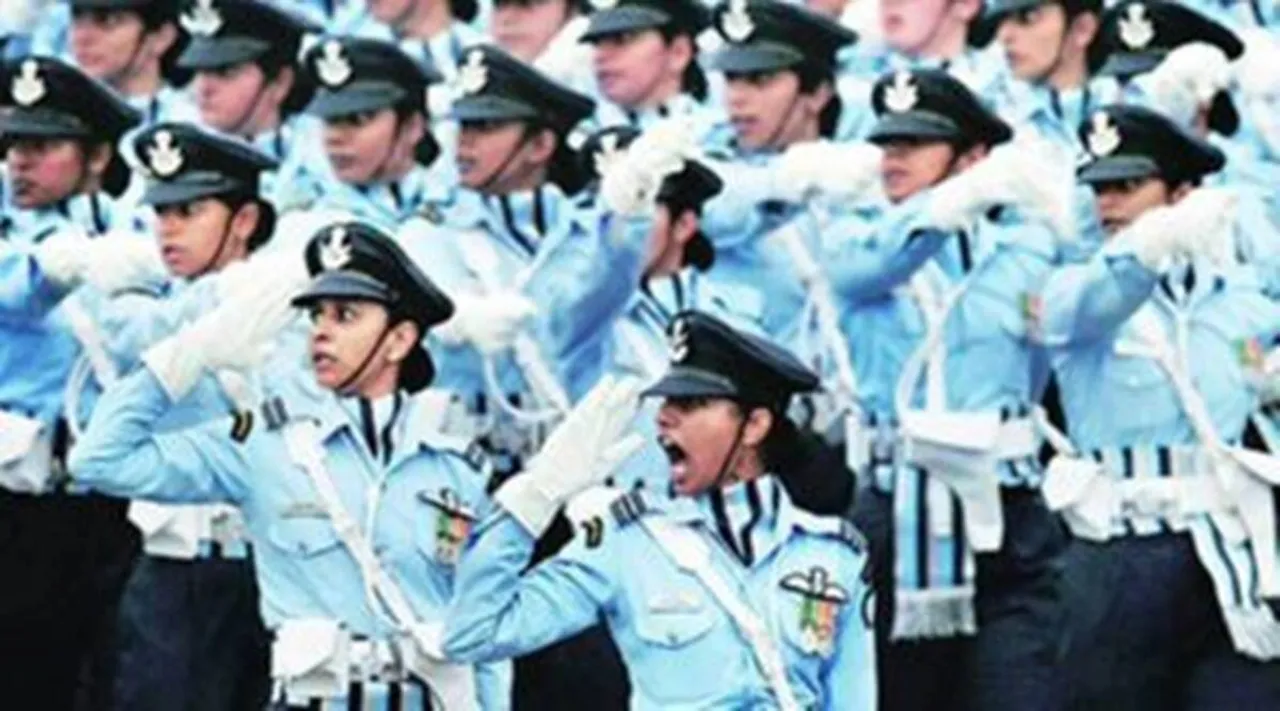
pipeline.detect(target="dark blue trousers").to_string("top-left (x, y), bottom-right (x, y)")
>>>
top-left (1060, 533), bottom-right (1280, 711)
top-left (853, 487), bottom-right (1070, 711)
top-left (112, 554), bottom-right (271, 711)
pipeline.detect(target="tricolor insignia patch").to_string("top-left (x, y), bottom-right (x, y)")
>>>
top-left (779, 566), bottom-right (849, 658)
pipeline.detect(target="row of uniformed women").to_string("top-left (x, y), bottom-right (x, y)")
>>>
top-left (4, 0), bottom-right (1280, 710)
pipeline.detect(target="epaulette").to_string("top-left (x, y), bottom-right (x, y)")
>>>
top-left (261, 396), bottom-right (290, 431)
top-left (228, 409), bottom-right (254, 443)
top-left (839, 519), bottom-right (868, 553)
top-left (794, 508), bottom-right (866, 553)
top-left (416, 200), bottom-right (448, 226)
top-left (608, 489), bottom-right (650, 528)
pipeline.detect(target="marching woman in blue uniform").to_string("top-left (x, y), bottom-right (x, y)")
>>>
top-left (0, 54), bottom-right (147, 710)
top-left (444, 311), bottom-right (877, 711)
top-left (69, 222), bottom-right (511, 710)
top-left (104, 122), bottom-right (279, 711)
top-left (177, 0), bottom-right (323, 210)
top-left (576, 0), bottom-right (722, 132)
top-left (1042, 105), bottom-right (1280, 710)
top-left (842, 68), bottom-right (1072, 711)
top-left (296, 35), bottom-right (456, 230)
top-left (66, 0), bottom-right (197, 125)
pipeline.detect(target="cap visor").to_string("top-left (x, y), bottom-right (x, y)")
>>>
top-left (0, 109), bottom-right (89, 139)
top-left (291, 271), bottom-right (395, 308)
top-left (641, 367), bottom-right (739, 400)
top-left (707, 43), bottom-right (805, 74)
top-left (178, 37), bottom-right (272, 70)
top-left (581, 6), bottom-right (671, 42)
top-left (306, 84), bottom-right (407, 119)
top-left (1096, 51), bottom-right (1162, 79)
top-left (141, 175), bottom-right (244, 208)
top-left (450, 94), bottom-right (541, 123)
top-left (1077, 155), bottom-right (1160, 184)
top-left (867, 111), bottom-right (962, 145)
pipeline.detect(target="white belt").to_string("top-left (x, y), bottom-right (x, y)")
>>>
top-left (850, 416), bottom-right (1038, 471)
top-left (131, 503), bottom-right (250, 560)
top-left (0, 410), bottom-right (59, 494)
top-left (1044, 456), bottom-right (1231, 541)
top-left (271, 620), bottom-right (412, 701)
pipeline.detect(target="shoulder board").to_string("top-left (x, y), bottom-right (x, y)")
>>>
top-left (228, 409), bottom-right (255, 443)
top-left (261, 396), bottom-right (290, 431)
top-left (416, 200), bottom-right (449, 226)
top-left (792, 508), bottom-right (866, 553)
top-left (608, 489), bottom-right (651, 528)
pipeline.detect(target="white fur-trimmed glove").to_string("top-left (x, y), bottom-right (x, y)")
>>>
top-left (143, 276), bottom-right (299, 401)
top-left (495, 375), bottom-right (646, 536)
top-left (433, 292), bottom-right (537, 355)
top-left (1108, 187), bottom-right (1239, 271)
top-left (35, 230), bottom-right (165, 294)
top-left (925, 138), bottom-right (1074, 237)
top-left (774, 140), bottom-right (883, 203)
top-left (1135, 42), bottom-right (1233, 127)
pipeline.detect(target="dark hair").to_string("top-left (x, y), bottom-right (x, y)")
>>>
top-left (657, 192), bottom-right (715, 271)
top-left (657, 24), bottom-right (709, 102)
top-left (754, 407), bottom-right (856, 516)
top-left (392, 99), bottom-right (442, 167)
top-left (796, 61), bottom-right (842, 138)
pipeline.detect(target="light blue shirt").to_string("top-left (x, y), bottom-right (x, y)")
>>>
top-left (444, 476), bottom-right (877, 711)
top-left (68, 367), bottom-right (511, 709)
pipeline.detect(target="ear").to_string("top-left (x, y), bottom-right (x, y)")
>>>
top-left (671, 207), bottom-right (699, 248)
top-left (667, 33), bottom-right (695, 74)
top-left (741, 407), bottom-right (775, 449)
top-left (1065, 12), bottom-right (1100, 51)
top-left (524, 126), bottom-right (559, 166)
top-left (228, 199), bottom-right (261, 246)
top-left (385, 319), bottom-right (421, 364)
top-left (145, 22), bottom-right (179, 59)
top-left (267, 65), bottom-right (295, 103)
top-left (801, 79), bottom-right (835, 118)
top-left (1169, 181), bottom-right (1194, 203)
top-left (85, 142), bottom-right (113, 179)
top-left (953, 0), bottom-right (985, 23)
top-left (399, 111), bottom-right (427, 148)
top-left (954, 143), bottom-right (989, 173)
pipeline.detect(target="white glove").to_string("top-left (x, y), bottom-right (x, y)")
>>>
top-left (32, 228), bottom-right (92, 290)
top-left (1236, 34), bottom-right (1280, 158)
top-left (598, 116), bottom-right (701, 216)
top-left (34, 229), bottom-right (167, 294)
top-left (774, 141), bottom-right (883, 203)
top-left (433, 292), bottom-right (537, 355)
top-left (1112, 187), bottom-right (1239, 271)
top-left (926, 138), bottom-right (1075, 237)
top-left (1137, 42), bottom-right (1232, 126)
top-left (143, 276), bottom-right (299, 401)
top-left (213, 247), bottom-right (311, 305)
top-left (495, 375), bottom-right (646, 536)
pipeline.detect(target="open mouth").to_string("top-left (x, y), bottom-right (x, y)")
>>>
top-left (658, 435), bottom-right (687, 465)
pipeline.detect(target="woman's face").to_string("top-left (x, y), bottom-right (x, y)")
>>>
top-left (492, 0), bottom-right (573, 61)
top-left (153, 197), bottom-right (242, 278)
top-left (656, 396), bottom-right (748, 496)
top-left (5, 138), bottom-right (91, 209)
top-left (590, 29), bottom-right (683, 108)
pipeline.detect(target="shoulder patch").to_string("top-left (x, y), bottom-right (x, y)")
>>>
top-left (229, 409), bottom-right (254, 443)
top-left (608, 489), bottom-right (650, 528)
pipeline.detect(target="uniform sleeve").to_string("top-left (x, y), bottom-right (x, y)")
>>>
top-left (822, 560), bottom-right (877, 711)
top-left (443, 511), bottom-right (619, 664)
top-left (1039, 250), bottom-right (1159, 348)
top-left (68, 367), bottom-right (253, 504)
top-left (90, 286), bottom-right (210, 364)
top-left (823, 199), bottom-right (952, 305)
top-left (528, 211), bottom-right (647, 363)
top-left (0, 244), bottom-right (68, 318)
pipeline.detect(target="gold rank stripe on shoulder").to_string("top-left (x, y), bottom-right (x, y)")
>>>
top-left (229, 409), bottom-right (254, 443)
